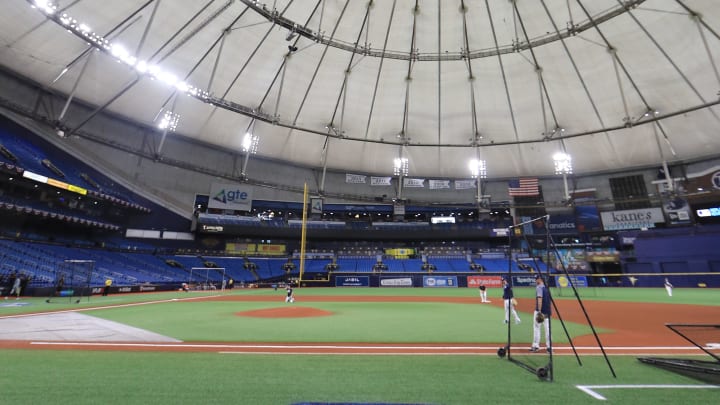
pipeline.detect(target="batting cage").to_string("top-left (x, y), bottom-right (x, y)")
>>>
top-left (46, 259), bottom-right (95, 303)
top-left (497, 215), bottom-right (615, 381)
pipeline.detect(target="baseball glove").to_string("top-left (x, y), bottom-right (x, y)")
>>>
top-left (511, 298), bottom-right (518, 307)
top-left (535, 312), bottom-right (545, 323)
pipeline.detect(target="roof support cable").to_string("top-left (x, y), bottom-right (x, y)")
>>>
top-left (460, 0), bottom-right (479, 138)
top-left (135, 0), bottom-right (162, 57)
top-left (484, 0), bottom-right (521, 157)
top-left (255, 1), bottom-right (322, 116)
top-left (57, 51), bottom-right (93, 123)
top-left (288, 0), bottom-right (351, 136)
top-left (400, 1), bottom-right (419, 137)
top-left (436, 0), bottom-right (442, 145)
top-left (575, 0), bottom-right (652, 114)
top-left (326, 2), bottom-right (371, 134)
top-left (150, 0), bottom-right (219, 64)
top-left (364, 0), bottom-right (397, 139)
top-left (609, 48), bottom-right (631, 125)
top-left (694, 14), bottom-right (720, 88)
top-left (566, 0), bottom-right (575, 32)
top-left (618, 0), bottom-right (720, 124)
top-left (273, 56), bottom-right (288, 120)
top-left (514, 0), bottom-right (559, 129)
top-left (206, 29), bottom-right (228, 93)
top-left (539, 0), bottom-right (618, 158)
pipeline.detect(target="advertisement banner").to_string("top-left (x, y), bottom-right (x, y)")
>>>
top-left (335, 276), bottom-right (369, 287)
top-left (601, 208), bottom-right (664, 231)
top-left (208, 183), bottom-right (253, 211)
top-left (467, 275), bottom-right (503, 288)
top-left (256, 244), bottom-right (286, 255)
top-left (403, 178), bottom-right (425, 188)
top-left (575, 205), bottom-right (601, 232)
top-left (454, 179), bottom-right (476, 190)
top-left (371, 176), bottom-right (392, 186)
top-left (428, 179), bottom-right (450, 190)
top-left (555, 275), bottom-right (588, 288)
top-left (345, 173), bottom-right (367, 184)
top-left (511, 275), bottom-right (538, 287)
top-left (423, 276), bottom-right (458, 288)
top-left (661, 195), bottom-right (692, 225)
top-left (380, 277), bottom-right (413, 287)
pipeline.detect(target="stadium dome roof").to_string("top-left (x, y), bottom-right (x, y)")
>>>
top-left (2, 0), bottom-right (720, 179)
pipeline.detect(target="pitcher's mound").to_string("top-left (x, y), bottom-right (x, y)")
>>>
top-left (236, 306), bottom-right (333, 318)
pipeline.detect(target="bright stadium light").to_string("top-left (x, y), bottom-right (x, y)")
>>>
top-left (33, 0), bottom-right (57, 14)
top-left (469, 159), bottom-right (487, 179)
top-left (553, 152), bottom-right (573, 175)
top-left (393, 157), bottom-right (408, 176)
top-left (29, 1), bottom-right (211, 102)
top-left (157, 110), bottom-right (180, 132)
top-left (242, 132), bottom-right (259, 154)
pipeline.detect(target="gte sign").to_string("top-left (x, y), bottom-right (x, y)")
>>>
top-left (213, 189), bottom-right (248, 204)
top-left (207, 183), bottom-right (253, 211)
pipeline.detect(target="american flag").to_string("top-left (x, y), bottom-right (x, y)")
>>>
top-left (508, 178), bottom-right (540, 197)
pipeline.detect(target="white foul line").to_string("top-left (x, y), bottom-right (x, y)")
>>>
top-left (576, 384), bottom-right (720, 401)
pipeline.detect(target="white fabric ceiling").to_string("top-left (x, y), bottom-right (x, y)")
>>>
top-left (2, 0), bottom-right (720, 179)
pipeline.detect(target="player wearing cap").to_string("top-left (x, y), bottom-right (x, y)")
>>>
top-left (502, 278), bottom-right (521, 324)
top-left (530, 275), bottom-right (551, 353)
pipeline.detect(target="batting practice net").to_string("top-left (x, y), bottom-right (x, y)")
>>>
top-left (49, 260), bottom-right (95, 303)
top-left (639, 324), bottom-right (720, 384)
top-left (188, 267), bottom-right (226, 291)
top-left (500, 215), bottom-right (554, 381)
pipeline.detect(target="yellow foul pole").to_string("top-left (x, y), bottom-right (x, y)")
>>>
top-left (299, 183), bottom-right (308, 285)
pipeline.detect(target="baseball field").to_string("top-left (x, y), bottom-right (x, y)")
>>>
top-left (1, 286), bottom-right (718, 404)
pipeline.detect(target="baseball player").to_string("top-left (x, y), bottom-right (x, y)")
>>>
top-left (530, 275), bottom-right (551, 353)
top-left (502, 278), bottom-right (521, 324)
top-left (285, 285), bottom-right (295, 303)
top-left (478, 283), bottom-right (490, 303)
top-left (664, 278), bottom-right (673, 297)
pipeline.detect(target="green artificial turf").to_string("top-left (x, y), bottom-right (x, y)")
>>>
top-left (86, 299), bottom-right (597, 343)
top-left (0, 351), bottom-right (716, 405)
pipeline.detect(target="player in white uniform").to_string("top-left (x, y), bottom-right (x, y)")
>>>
top-left (530, 275), bottom-right (551, 353)
top-left (664, 278), bottom-right (673, 297)
top-left (478, 283), bottom-right (490, 303)
top-left (502, 278), bottom-right (521, 324)
top-left (285, 286), bottom-right (295, 303)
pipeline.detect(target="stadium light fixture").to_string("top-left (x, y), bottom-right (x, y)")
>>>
top-left (242, 132), bottom-right (259, 154)
top-left (468, 159), bottom-right (487, 179)
top-left (29, 1), bottom-right (211, 102)
top-left (157, 110), bottom-right (180, 132)
top-left (393, 157), bottom-right (408, 176)
top-left (553, 152), bottom-right (573, 175)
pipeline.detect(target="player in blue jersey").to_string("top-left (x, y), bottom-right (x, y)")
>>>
top-left (530, 275), bottom-right (551, 353)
